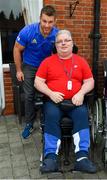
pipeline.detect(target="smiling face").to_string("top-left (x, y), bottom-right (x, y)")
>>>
top-left (40, 13), bottom-right (56, 37)
top-left (55, 31), bottom-right (73, 59)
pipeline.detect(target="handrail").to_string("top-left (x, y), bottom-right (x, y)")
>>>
top-left (0, 32), bottom-right (5, 114)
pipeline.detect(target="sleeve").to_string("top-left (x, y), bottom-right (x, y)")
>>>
top-left (81, 58), bottom-right (93, 80)
top-left (16, 25), bottom-right (29, 47)
top-left (36, 60), bottom-right (48, 79)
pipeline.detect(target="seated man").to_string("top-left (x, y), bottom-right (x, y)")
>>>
top-left (34, 30), bottom-right (96, 173)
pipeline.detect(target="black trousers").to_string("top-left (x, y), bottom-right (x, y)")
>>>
top-left (22, 63), bottom-right (37, 124)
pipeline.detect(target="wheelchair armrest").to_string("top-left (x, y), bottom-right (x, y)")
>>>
top-left (34, 91), bottom-right (44, 108)
top-left (84, 91), bottom-right (94, 103)
top-left (85, 91), bottom-right (94, 97)
top-left (59, 91), bottom-right (94, 110)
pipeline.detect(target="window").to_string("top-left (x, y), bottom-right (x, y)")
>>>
top-left (0, 0), bottom-right (25, 64)
top-left (0, 0), bottom-right (43, 64)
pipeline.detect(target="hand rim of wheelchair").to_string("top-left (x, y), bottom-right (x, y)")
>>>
top-left (91, 98), bottom-right (103, 144)
top-left (102, 146), bottom-right (107, 168)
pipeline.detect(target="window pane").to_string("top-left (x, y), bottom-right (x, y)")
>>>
top-left (0, 0), bottom-right (25, 64)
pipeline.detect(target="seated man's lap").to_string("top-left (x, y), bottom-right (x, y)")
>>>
top-left (68, 104), bottom-right (89, 134)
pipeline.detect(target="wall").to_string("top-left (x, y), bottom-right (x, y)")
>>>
top-left (3, 71), bottom-right (14, 115)
top-left (44, 0), bottom-right (107, 96)
top-left (3, 0), bottom-right (107, 114)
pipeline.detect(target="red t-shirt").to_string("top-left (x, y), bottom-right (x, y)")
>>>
top-left (36, 54), bottom-right (93, 99)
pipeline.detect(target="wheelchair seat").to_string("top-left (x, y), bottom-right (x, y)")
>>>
top-left (60, 117), bottom-right (73, 165)
top-left (40, 100), bottom-right (74, 166)
top-left (40, 95), bottom-right (95, 167)
top-left (59, 100), bottom-right (74, 165)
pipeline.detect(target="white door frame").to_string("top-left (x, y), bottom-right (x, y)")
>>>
top-left (0, 32), bottom-right (5, 114)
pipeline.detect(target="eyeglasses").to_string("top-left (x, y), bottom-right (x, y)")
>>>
top-left (56, 39), bottom-right (72, 45)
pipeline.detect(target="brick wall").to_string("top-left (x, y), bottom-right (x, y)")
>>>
top-left (3, 0), bottom-right (107, 114)
top-left (3, 71), bottom-right (14, 115)
top-left (44, 0), bottom-right (107, 96)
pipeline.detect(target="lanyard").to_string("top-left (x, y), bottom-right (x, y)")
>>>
top-left (58, 55), bottom-right (74, 80)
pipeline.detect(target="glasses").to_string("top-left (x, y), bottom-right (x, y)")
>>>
top-left (56, 39), bottom-right (72, 45)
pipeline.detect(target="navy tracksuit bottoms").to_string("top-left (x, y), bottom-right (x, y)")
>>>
top-left (43, 101), bottom-right (90, 158)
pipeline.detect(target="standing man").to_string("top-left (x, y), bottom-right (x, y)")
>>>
top-left (13, 5), bottom-right (58, 139)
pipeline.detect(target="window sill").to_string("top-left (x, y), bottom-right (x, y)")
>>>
top-left (3, 64), bottom-right (10, 72)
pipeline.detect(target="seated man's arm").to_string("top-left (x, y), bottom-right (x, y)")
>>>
top-left (34, 76), bottom-right (64, 103)
top-left (72, 77), bottom-right (94, 106)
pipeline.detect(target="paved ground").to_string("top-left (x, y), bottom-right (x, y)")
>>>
top-left (0, 114), bottom-right (107, 179)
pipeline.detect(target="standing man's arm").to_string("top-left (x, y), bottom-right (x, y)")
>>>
top-left (13, 42), bottom-right (25, 81)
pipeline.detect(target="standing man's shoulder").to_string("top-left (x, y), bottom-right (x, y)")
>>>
top-left (50, 27), bottom-right (59, 36)
top-left (16, 23), bottom-right (39, 46)
top-left (19, 23), bottom-right (39, 34)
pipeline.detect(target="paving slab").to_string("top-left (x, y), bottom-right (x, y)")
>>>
top-left (0, 115), bottom-right (107, 179)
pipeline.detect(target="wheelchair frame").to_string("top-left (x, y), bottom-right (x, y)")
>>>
top-left (9, 62), bottom-right (107, 169)
top-left (89, 60), bottom-right (107, 168)
top-left (40, 93), bottom-right (97, 169)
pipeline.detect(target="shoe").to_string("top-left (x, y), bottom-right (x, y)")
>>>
top-left (22, 123), bottom-right (33, 139)
top-left (74, 158), bottom-right (97, 173)
top-left (40, 158), bottom-right (58, 173)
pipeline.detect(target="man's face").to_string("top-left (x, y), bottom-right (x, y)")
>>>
top-left (40, 13), bottom-right (56, 37)
top-left (55, 33), bottom-right (73, 56)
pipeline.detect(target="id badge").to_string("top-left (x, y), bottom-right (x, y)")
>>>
top-left (67, 80), bottom-right (72, 90)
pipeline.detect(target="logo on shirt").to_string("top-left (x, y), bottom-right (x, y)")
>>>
top-left (17, 36), bottom-right (20, 41)
top-left (74, 65), bottom-right (78, 68)
top-left (31, 39), bottom-right (37, 44)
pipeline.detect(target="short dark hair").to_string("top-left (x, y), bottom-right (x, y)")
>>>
top-left (40, 5), bottom-right (56, 17)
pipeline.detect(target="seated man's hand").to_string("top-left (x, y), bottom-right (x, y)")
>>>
top-left (49, 91), bottom-right (65, 104)
top-left (72, 91), bottom-right (84, 106)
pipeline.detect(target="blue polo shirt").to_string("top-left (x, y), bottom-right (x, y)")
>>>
top-left (16, 23), bottom-right (59, 67)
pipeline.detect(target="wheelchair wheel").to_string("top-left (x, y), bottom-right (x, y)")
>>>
top-left (91, 98), bottom-right (103, 144)
top-left (102, 147), bottom-right (107, 168)
top-left (98, 98), bottom-right (103, 129)
top-left (102, 99), bottom-right (107, 168)
top-left (91, 100), bottom-right (99, 143)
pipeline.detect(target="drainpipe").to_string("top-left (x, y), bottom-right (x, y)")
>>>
top-left (90, 0), bottom-right (101, 98)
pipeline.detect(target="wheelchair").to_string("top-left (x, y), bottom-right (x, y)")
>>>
top-left (101, 60), bottom-right (107, 168)
top-left (103, 60), bottom-right (107, 168)
top-left (9, 63), bottom-right (107, 169)
top-left (89, 60), bottom-right (107, 169)
top-left (39, 92), bottom-right (98, 173)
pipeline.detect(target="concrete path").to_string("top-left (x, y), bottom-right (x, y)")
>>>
top-left (0, 115), bottom-right (107, 179)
